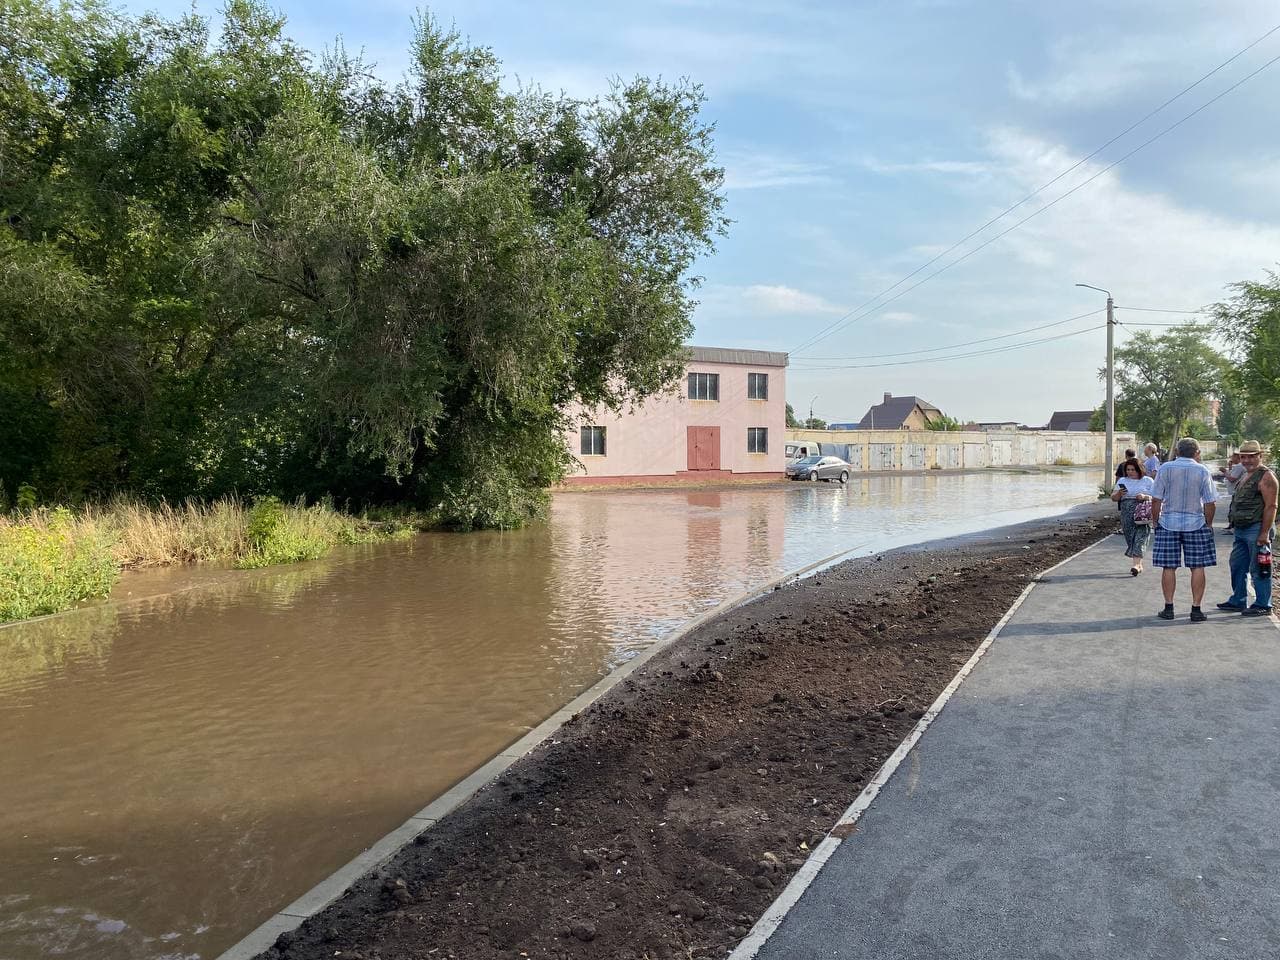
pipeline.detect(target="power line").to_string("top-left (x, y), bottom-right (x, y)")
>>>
top-left (791, 323), bottom-right (1107, 370)
top-left (1118, 320), bottom-right (1212, 327)
top-left (787, 308), bottom-right (1103, 362)
top-left (1114, 305), bottom-right (1207, 314)
top-left (788, 24), bottom-right (1280, 357)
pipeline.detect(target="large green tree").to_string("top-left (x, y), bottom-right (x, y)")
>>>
top-left (1214, 270), bottom-right (1280, 404)
top-left (1109, 329), bottom-right (1224, 453)
top-left (0, 2), bottom-right (726, 526)
top-left (1213, 269), bottom-right (1280, 448)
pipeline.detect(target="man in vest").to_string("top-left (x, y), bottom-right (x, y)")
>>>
top-left (1216, 439), bottom-right (1278, 616)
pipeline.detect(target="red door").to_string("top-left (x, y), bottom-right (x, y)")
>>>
top-left (686, 426), bottom-right (721, 470)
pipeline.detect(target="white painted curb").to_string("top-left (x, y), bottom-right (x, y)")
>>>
top-left (725, 534), bottom-right (1108, 960)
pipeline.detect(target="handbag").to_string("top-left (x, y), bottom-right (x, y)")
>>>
top-left (1133, 498), bottom-right (1152, 525)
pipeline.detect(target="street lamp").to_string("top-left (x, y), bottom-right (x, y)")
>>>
top-left (809, 394), bottom-right (819, 429)
top-left (1075, 283), bottom-right (1116, 487)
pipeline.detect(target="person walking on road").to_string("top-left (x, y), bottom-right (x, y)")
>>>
top-left (1217, 440), bottom-right (1278, 616)
top-left (1143, 442), bottom-right (1161, 478)
top-left (1151, 437), bottom-right (1217, 622)
top-left (1111, 458), bottom-right (1154, 575)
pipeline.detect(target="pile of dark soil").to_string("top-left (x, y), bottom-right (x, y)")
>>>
top-left (261, 508), bottom-right (1115, 960)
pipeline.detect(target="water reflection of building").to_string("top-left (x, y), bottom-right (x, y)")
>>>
top-left (563, 347), bottom-right (787, 484)
top-left (549, 489), bottom-right (787, 660)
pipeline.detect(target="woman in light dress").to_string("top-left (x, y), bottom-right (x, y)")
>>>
top-left (1112, 457), bottom-right (1156, 575)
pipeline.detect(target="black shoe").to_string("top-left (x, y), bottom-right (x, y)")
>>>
top-left (1242, 606), bottom-right (1273, 617)
top-left (1217, 601), bottom-right (1246, 611)
top-left (1157, 608), bottom-right (1175, 620)
top-left (1190, 608), bottom-right (1207, 623)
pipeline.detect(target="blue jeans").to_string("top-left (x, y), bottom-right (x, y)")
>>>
top-left (1227, 523), bottom-right (1274, 609)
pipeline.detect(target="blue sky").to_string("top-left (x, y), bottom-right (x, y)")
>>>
top-left (123, 0), bottom-right (1280, 425)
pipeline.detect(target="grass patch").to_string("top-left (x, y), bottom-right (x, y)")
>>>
top-left (0, 498), bottom-right (429, 623)
top-left (1052, 457), bottom-right (1075, 466)
top-left (0, 508), bottom-right (120, 622)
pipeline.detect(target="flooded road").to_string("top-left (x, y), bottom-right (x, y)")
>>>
top-left (0, 471), bottom-right (1098, 960)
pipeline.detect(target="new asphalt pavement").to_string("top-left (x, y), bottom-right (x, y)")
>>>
top-left (751, 525), bottom-right (1280, 960)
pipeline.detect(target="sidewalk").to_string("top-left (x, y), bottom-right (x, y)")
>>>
top-left (748, 531), bottom-right (1280, 959)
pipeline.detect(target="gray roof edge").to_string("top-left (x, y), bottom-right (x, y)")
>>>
top-left (687, 346), bottom-right (789, 367)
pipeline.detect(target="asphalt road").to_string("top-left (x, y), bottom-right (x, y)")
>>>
top-left (754, 528), bottom-right (1280, 960)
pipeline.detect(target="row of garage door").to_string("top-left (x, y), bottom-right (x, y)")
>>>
top-left (816, 439), bottom-right (1079, 470)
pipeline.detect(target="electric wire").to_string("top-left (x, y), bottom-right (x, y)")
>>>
top-left (1114, 305), bottom-right (1208, 314)
top-left (788, 24), bottom-right (1280, 358)
top-left (1118, 320), bottom-right (1212, 327)
top-left (791, 323), bottom-right (1107, 370)
top-left (788, 302), bottom-right (1213, 365)
top-left (786, 308), bottom-right (1103, 362)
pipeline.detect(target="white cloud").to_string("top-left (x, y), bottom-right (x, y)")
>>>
top-left (782, 123), bottom-right (1280, 422)
top-left (980, 127), bottom-right (1280, 306)
top-left (876, 311), bottom-right (923, 325)
top-left (722, 152), bottom-right (832, 191)
top-left (743, 284), bottom-right (845, 315)
top-left (861, 156), bottom-right (991, 178)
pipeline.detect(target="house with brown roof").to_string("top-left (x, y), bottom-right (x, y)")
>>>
top-left (855, 393), bottom-right (943, 430)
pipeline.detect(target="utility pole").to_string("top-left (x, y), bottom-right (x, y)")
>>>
top-left (1077, 283), bottom-right (1115, 487)
top-left (809, 395), bottom-right (818, 429)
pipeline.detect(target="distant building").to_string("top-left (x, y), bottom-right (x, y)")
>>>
top-left (1046, 410), bottom-right (1095, 432)
top-left (827, 422), bottom-right (861, 430)
top-left (1192, 398), bottom-right (1221, 430)
top-left (975, 421), bottom-right (1020, 431)
top-left (563, 346), bottom-right (788, 484)
top-left (854, 393), bottom-right (942, 430)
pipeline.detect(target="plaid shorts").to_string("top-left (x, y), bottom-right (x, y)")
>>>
top-left (1152, 524), bottom-right (1217, 569)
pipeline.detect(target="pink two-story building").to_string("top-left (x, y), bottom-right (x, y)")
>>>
top-left (563, 346), bottom-right (789, 485)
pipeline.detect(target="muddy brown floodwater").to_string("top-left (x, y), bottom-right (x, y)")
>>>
top-left (0, 472), bottom-right (1098, 960)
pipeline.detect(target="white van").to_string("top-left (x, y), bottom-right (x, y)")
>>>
top-left (785, 441), bottom-right (821, 461)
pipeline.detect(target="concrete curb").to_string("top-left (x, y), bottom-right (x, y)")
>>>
top-left (725, 534), bottom-right (1109, 960)
top-left (215, 535), bottom-right (902, 960)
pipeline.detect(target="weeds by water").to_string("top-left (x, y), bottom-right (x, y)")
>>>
top-left (0, 499), bottom-right (427, 623)
top-left (0, 508), bottom-right (119, 622)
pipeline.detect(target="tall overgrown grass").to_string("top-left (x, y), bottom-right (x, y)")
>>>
top-left (0, 508), bottom-right (119, 622)
top-left (0, 498), bottom-right (425, 623)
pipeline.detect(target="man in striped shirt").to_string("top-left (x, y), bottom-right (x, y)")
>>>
top-left (1151, 437), bottom-right (1218, 622)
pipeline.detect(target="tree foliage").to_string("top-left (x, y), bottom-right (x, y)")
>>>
top-left (0, 1), bottom-right (726, 526)
top-left (924, 414), bottom-right (963, 431)
top-left (1087, 404), bottom-right (1127, 432)
top-left (1214, 270), bottom-right (1280, 406)
top-left (1110, 329), bottom-right (1224, 452)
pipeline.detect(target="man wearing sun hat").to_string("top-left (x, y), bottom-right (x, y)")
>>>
top-left (1217, 439), bottom-right (1278, 616)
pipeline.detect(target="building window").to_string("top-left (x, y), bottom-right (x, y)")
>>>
top-left (748, 372), bottom-right (768, 400)
top-left (688, 372), bottom-right (720, 401)
top-left (748, 427), bottom-right (768, 454)
top-left (580, 425), bottom-right (606, 456)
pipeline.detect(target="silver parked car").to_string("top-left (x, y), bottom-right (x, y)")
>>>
top-left (785, 455), bottom-right (851, 483)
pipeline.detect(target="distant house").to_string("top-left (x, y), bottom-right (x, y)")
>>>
top-left (563, 345), bottom-right (788, 484)
top-left (1046, 410), bottom-right (1095, 432)
top-left (855, 393), bottom-right (942, 430)
top-left (1192, 398), bottom-right (1221, 429)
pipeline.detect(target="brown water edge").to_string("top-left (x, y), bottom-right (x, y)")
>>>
top-left (0, 475), bottom-right (1100, 960)
top-left (259, 507), bottom-right (1118, 960)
